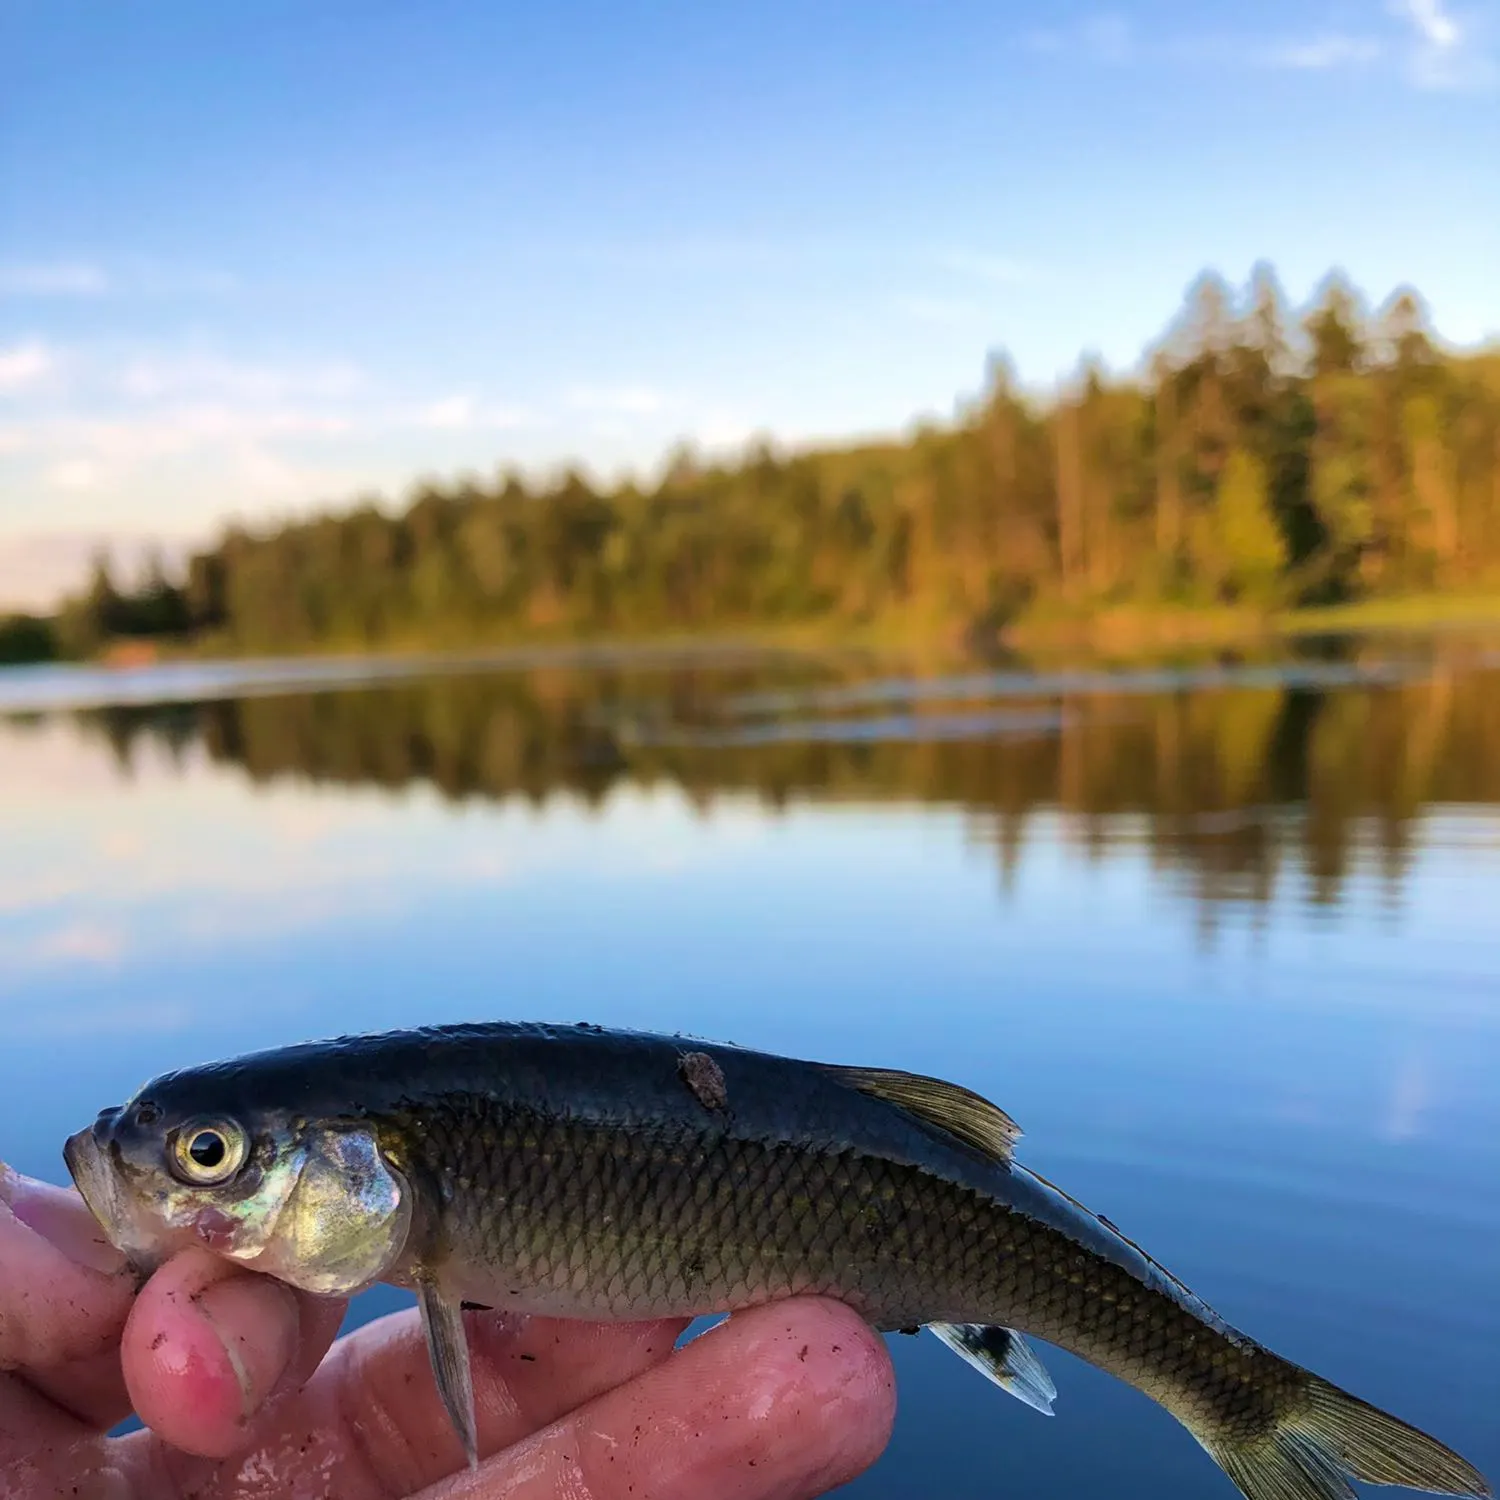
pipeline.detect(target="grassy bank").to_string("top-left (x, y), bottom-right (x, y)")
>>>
top-left (1278, 592), bottom-right (1500, 634)
top-left (13, 589), bottom-right (1500, 678)
top-left (994, 591), bottom-right (1500, 660)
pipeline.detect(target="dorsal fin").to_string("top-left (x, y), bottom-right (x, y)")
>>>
top-left (823, 1064), bottom-right (1021, 1164)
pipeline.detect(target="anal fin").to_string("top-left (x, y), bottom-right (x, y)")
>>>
top-left (929, 1322), bottom-right (1057, 1416)
top-left (417, 1273), bottom-right (479, 1470)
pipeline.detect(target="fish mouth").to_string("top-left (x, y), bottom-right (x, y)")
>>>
top-left (64, 1114), bottom-right (123, 1234)
top-left (63, 1109), bottom-right (155, 1270)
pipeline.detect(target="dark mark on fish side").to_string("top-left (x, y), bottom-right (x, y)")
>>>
top-left (677, 1050), bottom-right (729, 1112)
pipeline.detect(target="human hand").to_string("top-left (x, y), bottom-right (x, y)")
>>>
top-left (1, 1162), bottom-right (895, 1498)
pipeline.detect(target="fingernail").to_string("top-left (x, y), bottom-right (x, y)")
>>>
top-left (1, 1170), bottom-right (127, 1275)
top-left (194, 1276), bottom-right (301, 1423)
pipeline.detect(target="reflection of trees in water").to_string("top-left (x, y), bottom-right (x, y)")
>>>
top-left (70, 656), bottom-right (1500, 913)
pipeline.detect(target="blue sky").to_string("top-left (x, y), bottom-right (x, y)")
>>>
top-left (2, 0), bottom-right (1498, 605)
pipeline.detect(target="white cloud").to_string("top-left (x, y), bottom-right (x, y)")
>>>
top-left (0, 338), bottom-right (556, 577)
top-left (25, 408), bottom-right (352, 475)
top-left (28, 920), bottom-right (128, 966)
top-left (0, 335), bottom-right (800, 574)
top-left (1266, 33), bottom-right (1383, 68)
top-left (1021, 8), bottom-right (1493, 88)
top-left (0, 261), bottom-right (240, 300)
top-left (118, 353), bottom-right (365, 403)
top-left (0, 399), bottom-right (367, 588)
top-left (693, 413), bottom-right (757, 451)
top-left (415, 394), bottom-right (536, 431)
top-left (1389, 0), bottom-right (1498, 88)
top-left (0, 263), bottom-right (108, 297)
top-left (1396, 0), bottom-right (1461, 48)
top-left (1026, 13), bottom-right (1134, 63)
top-left (565, 384), bottom-right (673, 417)
top-left (0, 348), bottom-right (374, 550)
top-left (45, 458), bottom-right (101, 491)
top-left (420, 393), bottom-right (478, 429)
top-left (0, 341), bottom-right (56, 394)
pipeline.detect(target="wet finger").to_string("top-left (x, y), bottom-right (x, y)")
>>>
top-left (0, 1168), bottom-right (135, 1379)
top-left (420, 1297), bottom-right (894, 1500)
top-left (147, 1305), bottom-right (690, 1498)
top-left (120, 1247), bottom-right (346, 1459)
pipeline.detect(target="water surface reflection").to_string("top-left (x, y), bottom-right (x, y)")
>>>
top-left (49, 641), bottom-right (1500, 915)
top-left (1, 642), bottom-right (1496, 1498)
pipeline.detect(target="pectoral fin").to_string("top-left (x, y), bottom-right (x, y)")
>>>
top-left (417, 1273), bottom-right (478, 1469)
top-left (929, 1321), bottom-right (1057, 1415)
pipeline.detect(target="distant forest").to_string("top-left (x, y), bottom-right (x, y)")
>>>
top-left (10, 262), bottom-right (1500, 663)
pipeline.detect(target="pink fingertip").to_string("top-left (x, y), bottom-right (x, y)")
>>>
top-left (123, 1257), bottom-right (301, 1458)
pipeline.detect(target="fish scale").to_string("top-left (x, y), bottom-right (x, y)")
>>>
top-left (390, 1099), bottom-right (1362, 1447)
top-left (64, 1020), bottom-right (1490, 1500)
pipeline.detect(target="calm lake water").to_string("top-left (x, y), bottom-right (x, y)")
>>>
top-left (2, 639), bottom-right (1498, 1497)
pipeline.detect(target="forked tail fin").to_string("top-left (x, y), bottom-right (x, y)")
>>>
top-left (1200, 1370), bottom-right (1490, 1500)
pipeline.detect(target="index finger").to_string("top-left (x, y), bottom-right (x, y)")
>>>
top-left (0, 1166), bottom-right (134, 1377)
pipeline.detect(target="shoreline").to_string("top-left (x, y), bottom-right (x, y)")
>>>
top-left (8, 591), bottom-right (1500, 684)
top-left (994, 593), bottom-right (1500, 659)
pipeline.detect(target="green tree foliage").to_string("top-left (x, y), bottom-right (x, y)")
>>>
top-left (1193, 449), bottom-right (1286, 604)
top-left (0, 614), bottom-right (56, 664)
top-left (44, 265), bottom-right (1500, 660)
top-left (54, 550), bottom-right (190, 658)
top-left (54, 552), bottom-right (123, 659)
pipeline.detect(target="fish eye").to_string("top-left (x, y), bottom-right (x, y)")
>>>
top-left (169, 1118), bottom-right (248, 1186)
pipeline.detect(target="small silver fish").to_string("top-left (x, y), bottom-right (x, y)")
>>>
top-left (66, 1021), bottom-right (1491, 1500)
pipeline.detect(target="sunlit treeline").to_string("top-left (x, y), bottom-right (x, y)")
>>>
top-left (47, 265), bottom-right (1500, 658)
top-left (68, 650), bottom-right (1500, 912)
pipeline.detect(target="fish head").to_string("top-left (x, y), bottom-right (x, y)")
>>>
top-left (64, 1076), bottom-right (413, 1298)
